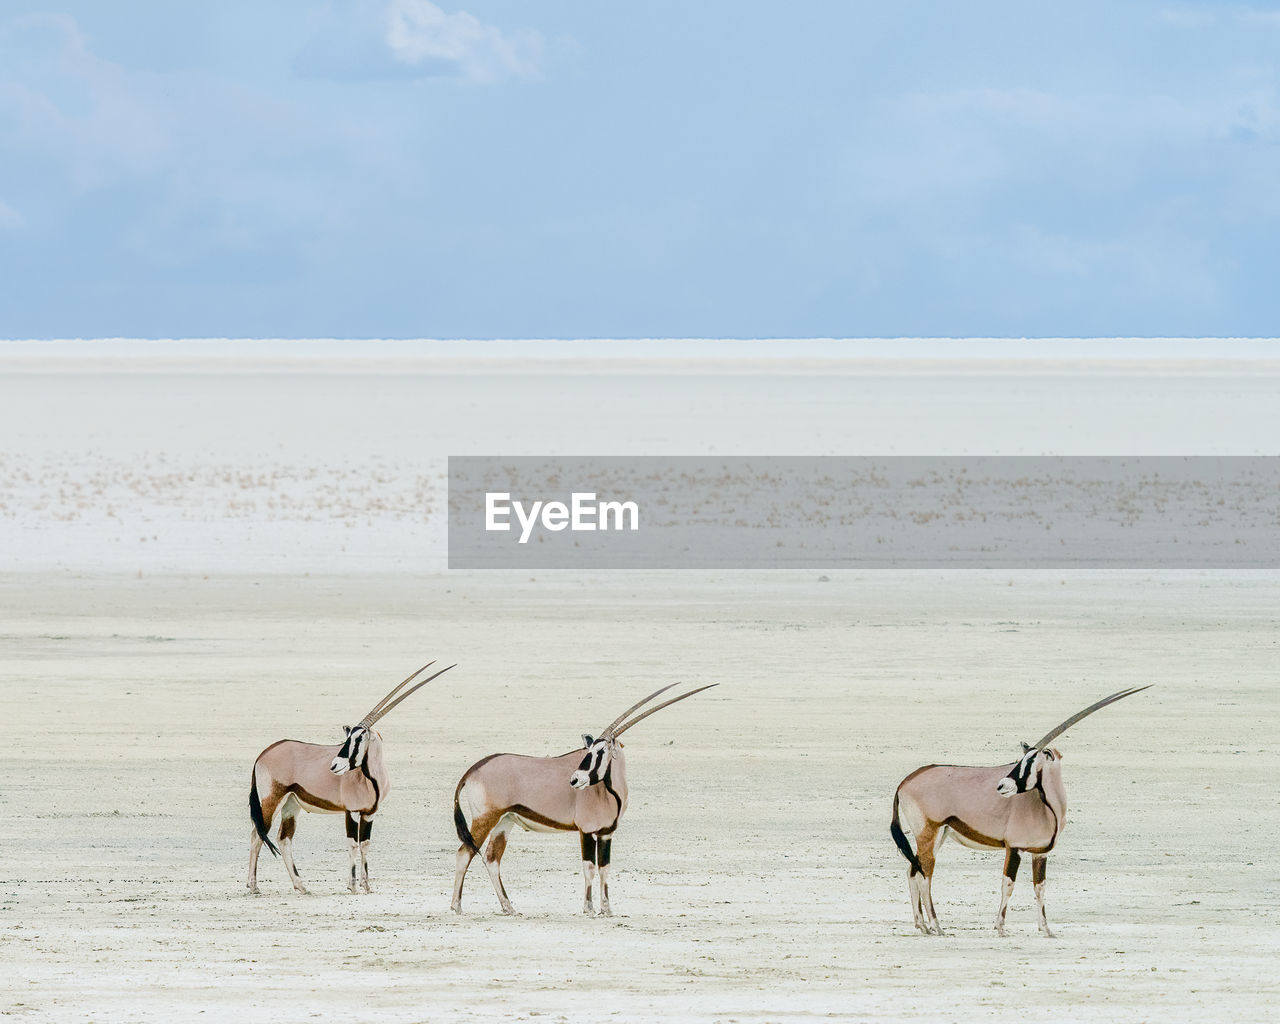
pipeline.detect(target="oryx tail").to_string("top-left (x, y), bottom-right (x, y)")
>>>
top-left (889, 791), bottom-right (922, 876)
top-left (249, 771), bottom-right (280, 858)
top-left (454, 778), bottom-right (478, 855)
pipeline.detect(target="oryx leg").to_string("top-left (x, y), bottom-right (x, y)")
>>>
top-left (278, 794), bottom-right (308, 894)
top-left (580, 832), bottom-right (598, 915)
top-left (1032, 854), bottom-right (1055, 938)
top-left (248, 784), bottom-right (284, 895)
top-left (597, 837), bottom-right (613, 917)
top-left (907, 868), bottom-right (926, 934)
top-left (248, 828), bottom-right (264, 895)
top-left (995, 848), bottom-right (1021, 936)
top-left (915, 824), bottom-right (944, 935)
top-left (451, 843), bottom-right (476, 914)
top-left (483, 817), bottom-right (517, 916)
top-left (452, 806), bottom-right (499, 914)
top-left (345, 813), bottom-right (362, 894)
top-left (357, 816), bottom-right (374, 894)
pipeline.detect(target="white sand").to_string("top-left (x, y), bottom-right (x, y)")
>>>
top-left (1, 350), bottom-right (1278, 1021)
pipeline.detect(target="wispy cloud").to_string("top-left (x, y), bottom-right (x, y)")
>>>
top-left (0, 12), bottom-right (401, 270)
top-left (1161, 6), bottom-right (1280, 28)
top-left (1159, 8), bottom-right (1218, 28)
top-left (1237, 8), bottom-right (1280, 26)
top-left (387, 0), bottom-right (540, 81)
top-left (295, 0), bottom-right (541, 83)
top-left (0, 198), bottom-right (23, 229)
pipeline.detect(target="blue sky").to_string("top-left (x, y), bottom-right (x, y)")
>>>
top-left (1, 1), bottom-right (1279, 339)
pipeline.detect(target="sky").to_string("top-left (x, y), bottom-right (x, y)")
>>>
top-left (1, 1), bottom-right (1279, 339)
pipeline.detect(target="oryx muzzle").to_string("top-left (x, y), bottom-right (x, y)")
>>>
top-left (247, 661), bottom-right (455, 896)
top-left (449, 682), bottom-right (718, 917)
top-left (889, 685), bottom-right (1152, 937)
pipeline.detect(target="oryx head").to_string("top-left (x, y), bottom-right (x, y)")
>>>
top-left (569, 681), bottom-right (720, 790)
top-left (331, 725), bottom-right (372, 775)
top-left (995, 685), bottom-right (1150, 797)
top-left (330, 661), bottom-right (457, 777)
top-left (570, 734), bottom-right (619, 789)
top-left (996, 744), bottom-right (1059, 797)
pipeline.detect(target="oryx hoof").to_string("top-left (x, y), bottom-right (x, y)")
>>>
top-left (582, 905), bottom-right (594, 916)
top-left (1040, 927), bottom-right (1057, 939)
top-left (293, 885), bottom-right (309, 895)
top-left (499, 905), bottom-right (518, 917)
top-left (995, 925), bottom-right (1007, 937)
top-left (450, 902), bottom-right (463, 915)
top-left (248, 885), bottom-right (261, 896)
top-left (599, 906), bottom-right (613, 918)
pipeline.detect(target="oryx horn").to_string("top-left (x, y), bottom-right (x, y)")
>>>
top-left (1031, 684), bottom-right (1151, 750)
top-left (609, 684), bottom-right (719, 738)
top-left (600, 682), bottom-right (685, 738)
top-left (358, 662), bottom-right (435, 729)
top-left (362, 663), bottom-right (457, 728)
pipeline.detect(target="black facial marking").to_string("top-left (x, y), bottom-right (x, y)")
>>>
top-left (576, 743), bottom-right (609, 784)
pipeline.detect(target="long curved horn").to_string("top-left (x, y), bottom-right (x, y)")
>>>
top-left (1032, 685), bottom-right (1151, 749)
top-left (365, 663), bottom-right (457, 727)
top-left (358, 662), bottom-right (435, 728)
top-left (600, 683), bottom-right (685, 738)
top-left (610, 684), bottom-right (719, 739)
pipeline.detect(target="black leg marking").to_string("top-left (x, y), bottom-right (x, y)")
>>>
top-left (1033, 856), bottom-right (1047, 886)
top-left (358, 819), bottom-right (373, 843)
top-left (1003, 848), bottom-right (1022, 881)
top-left (599, 838), bottom-right (612, 867)
top-left (346, 814), bottom-right (359, 841)
top-left (580, 833), bottom-right (599, 862)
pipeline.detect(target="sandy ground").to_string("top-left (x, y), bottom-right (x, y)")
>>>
top-left (2, 353), bottom-right (1279, 1021)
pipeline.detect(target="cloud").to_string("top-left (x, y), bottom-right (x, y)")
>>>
top-left (0, 199), bottom-right (23, 229)
top-left (1237, 9), bottom-right (1280, 27)
top-left (844, 82), bottom-right (1280, 207)
top-left (1159, 8), bottom-right (1218, 28)
top-left (294, 0), bottom-right (540, 83)
top-left (0, 14), bottom-right (172, 190)
top-left (0, 12), bottom-right (403, 277)
top-left (1162, 6), bottom-right (1280, 29)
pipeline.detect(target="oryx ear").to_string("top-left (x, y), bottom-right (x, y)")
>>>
top-left (1020, 741), bottom-right (1031, 753)
top-left (582, 734), bottom-right (595, 748)
top-left (1051, 747), bottom-right (1063, 760)
top-left (342, 725), bottom-right (352, 736)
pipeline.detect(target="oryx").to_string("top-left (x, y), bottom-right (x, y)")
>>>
top-left (450, 682), bottom-right (717, 917)
top-left (889, 685), bottom-right (1151, 937)
top-left (247, 661), bottom-right (455, 895)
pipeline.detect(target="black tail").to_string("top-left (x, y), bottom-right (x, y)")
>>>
top-left (453, 782), bottom-right (478, 854)
top-left (890, 792), bottom-right (922, 876)
top-left (249, 771), bottom-right (280, 858)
